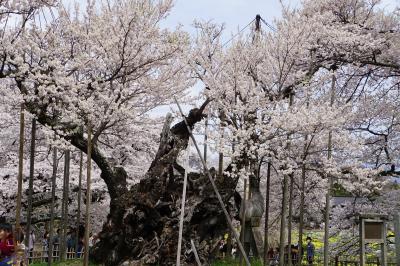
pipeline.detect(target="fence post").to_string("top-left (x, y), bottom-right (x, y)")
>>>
top-left (48, 145), bottom-right (58, 266)
top-left (395, 213), bottom-right (400, 266)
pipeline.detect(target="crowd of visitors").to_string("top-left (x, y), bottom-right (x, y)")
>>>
top-left (216, 235), bottom-right (316, 265)
top-left (0, 221), bottom-right (98, 265)
top-left (267, 237), bottom-right (315, 265)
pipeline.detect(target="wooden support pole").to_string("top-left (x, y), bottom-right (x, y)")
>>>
top-left (25, 118), bottom-right (36, 252)
top-left (360, 218), bottom-right (365, 266)
top-left (395, 213), bottom-right (400, 266)
top-left (323, 71), bottom-right (336, 266)
top-left (48, 145), bottom-right (58, 265)
top-left (381, 221), bottom-right (387, 266)
top-left (263, 162), bottom-right (271, 266)
top-left (218, 124), bottom-right (224, 180)
top-left (60, 150), bottom-right (70, 261)
top-left (203, 114), bottom-right (209, 168)
top-left (287, 173), bottom-right (294, 266)
top-left (15, 103), bottom-right (25, 244)
top-left (176, 140), bottom-right (190, 265)
top-left (174, 97), bottom-right (251, 266)
top-left (239, 179), bottom-right (247, 266)
top-left (191, 239), bottom-right (202, 266)
top-left (279, 93), bottom-right (294, 266)
top-left (75, 151), bottom-right (83, 257)
top-left (84, 125), bottom-right (92, 266)
top-left (298, 134), bottom-right (308, 264)
top-left (279, 174), bottom-right (289, 266)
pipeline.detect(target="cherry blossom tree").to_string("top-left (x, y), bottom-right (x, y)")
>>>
top-left (0, 0), bottom-right (399, 265)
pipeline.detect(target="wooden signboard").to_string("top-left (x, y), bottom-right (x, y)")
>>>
top-left (359, 214), bottom-right (388, 266)
top-left (364, 221), bottom-right (384, 243)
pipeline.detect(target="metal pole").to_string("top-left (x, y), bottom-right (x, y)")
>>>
top-left (395, 213), bottom-right (400, 266)
top-left (84, 125), bottom-right (92, 266)
top-left (25, 118), bottom-right (36, 252)
top-left (324, 71), bottom-right (336, 266)
top-left (174, 97), bottom-right (251, 266)
top-left (15, 103), bottom-right (25, 244)
top-left (75, 151), bottom-right (83, 257)
top-left (190, 239), bottom-right (202, 266)
top-left (48, 146), bottom-right (58, 265)
top-left (176, 140), bottom-right (190, 265)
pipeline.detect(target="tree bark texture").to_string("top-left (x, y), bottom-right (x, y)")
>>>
top-left (88, 104), bottom-right (240, 265)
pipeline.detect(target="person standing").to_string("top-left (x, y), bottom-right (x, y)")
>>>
top-left (42, 231), bottom-right (49, 262)
top-left (0, 223), bottom-right (14, 265)
top-left (306, 237), bottom-right (315, 265)
top-left (27, 229), bottom-right (35, 263)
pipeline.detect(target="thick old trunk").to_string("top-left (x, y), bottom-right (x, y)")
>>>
top-left (90, 103), bottom-right (239, 265)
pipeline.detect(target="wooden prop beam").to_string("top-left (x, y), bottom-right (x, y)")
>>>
top-left (84, 125), bottom-right (92, 266)
top-left (176, 139), bottom-right (190, 265)
top-left (174, 97), bottom-right (251, 266)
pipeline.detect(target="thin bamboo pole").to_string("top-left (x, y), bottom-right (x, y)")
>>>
top-left (323, 71), bottom-right (336, 266)
top-left (25, 118), bottom-right (36, 251)
top-left (176, 140), bottom-right (190, 265)
top-left (15, 103), bottom-right (25, 244)
top-left (48, 145), bottom-right (58, 265)
top-left (239, 179), bottom-right (247, 266)
top-left (84, 125), bottom-right (92, 266)
top-left (75, 151), bottom-right (83, 257)
top-left (174, 97), bottom-right (251, 266)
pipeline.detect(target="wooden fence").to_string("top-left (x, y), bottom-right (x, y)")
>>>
top-left (27, 244), bottom-right (84, 264)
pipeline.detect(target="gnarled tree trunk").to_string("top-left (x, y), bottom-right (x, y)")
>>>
top-left (89, 104), bottom-right (239, 265)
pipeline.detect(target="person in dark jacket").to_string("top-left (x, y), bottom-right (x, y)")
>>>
top-left (306, 237), bottom-right (315, 265)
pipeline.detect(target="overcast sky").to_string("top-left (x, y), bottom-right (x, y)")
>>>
top-left (67, 1), bottom-right (399, 39)
top-left (161, 0), bottom-right (297, 38)
top-left (161, 0), bottom-right (399, 40)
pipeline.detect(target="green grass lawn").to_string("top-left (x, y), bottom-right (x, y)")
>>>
top-left (211, 258), bottom-right (263, 266)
